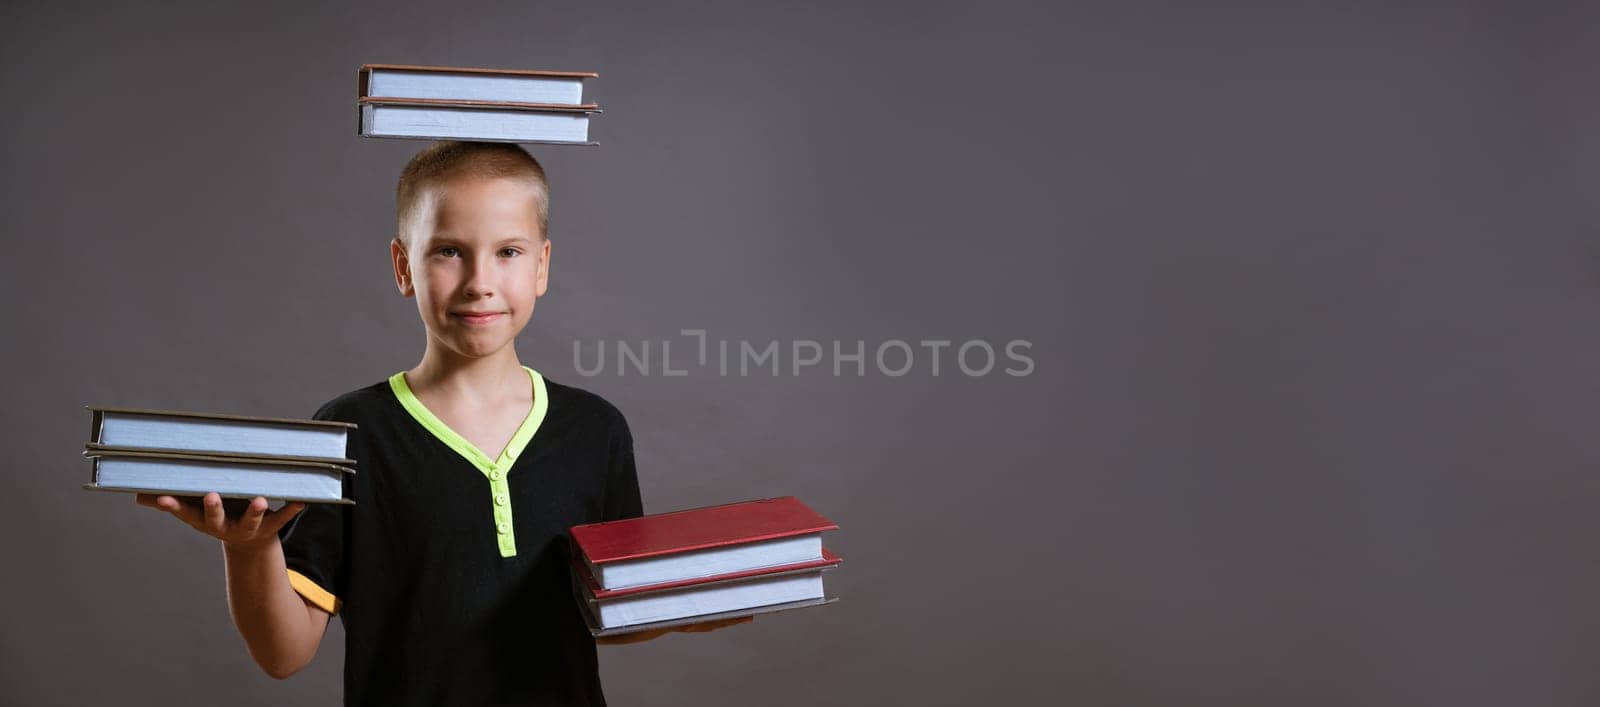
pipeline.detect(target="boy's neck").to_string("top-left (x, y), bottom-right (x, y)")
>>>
top-left (406, 343), bottom-right (529, 403)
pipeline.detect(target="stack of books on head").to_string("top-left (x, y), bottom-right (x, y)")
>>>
top-left (80, 406), bottom-right (356, 505)
top-left (569, 496), bottom-right (841, 637)
top-left (357, 63), bottom-right (602, 145)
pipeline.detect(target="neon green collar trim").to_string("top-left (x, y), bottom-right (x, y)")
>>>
top-left (387, 366), bottom-right (549, 476)
top-left (389, 366), bottom-right (548, 558)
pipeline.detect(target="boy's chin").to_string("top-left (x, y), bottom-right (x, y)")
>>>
top-left (440, 335), bottom-right (516, 360)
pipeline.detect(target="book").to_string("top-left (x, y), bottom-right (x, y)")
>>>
top-left (570, 496), bottom-right (839, 590)
top-left (356, 62), bottom-right (603, 145)
top-left (582, 594), bottom-right (839, 638)
top-left (358, 99), bottom-right (599, 145)
top-left (86, 406), bottom-right (354, 463)
top-left (82, 448), bottom-right (354, 504)
top-left (360, 63), bottom-right (597, 107)
top-left (572, 548), bottom-right (842, 635)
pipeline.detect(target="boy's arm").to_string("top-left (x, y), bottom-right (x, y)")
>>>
top-left (222, 530), bottom-right (333, 678)
top-left (138, 493), bottom-right (330, 679)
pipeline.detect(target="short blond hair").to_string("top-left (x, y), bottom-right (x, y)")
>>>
top-left (396, 141), bottom-right (549, 246)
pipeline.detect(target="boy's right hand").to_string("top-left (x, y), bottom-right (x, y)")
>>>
top-left (135, 493), bottom-right (306, 552)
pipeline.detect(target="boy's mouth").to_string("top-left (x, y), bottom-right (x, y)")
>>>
top-left (451, 311), bottom-right (505, 326)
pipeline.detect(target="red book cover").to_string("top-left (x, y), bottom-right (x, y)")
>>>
top-left (574, 548), bottom-right (843, 600)
top-left (570, 496), bottom-right (838, 565)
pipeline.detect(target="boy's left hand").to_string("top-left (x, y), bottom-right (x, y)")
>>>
top-left (595, 616), bottom-right (753, 645)
top-left (672, 615), bottom-right (754, 633)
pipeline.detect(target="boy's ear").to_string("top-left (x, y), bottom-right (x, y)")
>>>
top-left (391, 237), bottom-right (415, 297)
top-left (535, 238), bottom-right (551, 298)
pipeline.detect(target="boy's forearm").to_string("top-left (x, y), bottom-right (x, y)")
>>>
top-left (221, 538), bottom-right (326, 679)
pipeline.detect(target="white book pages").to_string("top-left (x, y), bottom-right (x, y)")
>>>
top-left (94, 457), bottom-right (344, 501)
top-left (594, 534), bottom-right (823, 590)
top-left (368, 70), bottom-right (585, 105)
top-left (362, 105), bottom-right (591, 144)
top-left (597, 572), bottom-right (826, 628)
top-left (98, 412), bottom-right (348, 460)
top-left (587, 596), bottom-right (837, 637)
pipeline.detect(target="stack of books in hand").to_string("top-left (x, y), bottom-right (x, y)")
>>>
top-left (357, 63), bottom-right (602, 145)
top-left (569, 496), bottom-right (841, 637)
top-left (81, 406), bottom-right (356, 505)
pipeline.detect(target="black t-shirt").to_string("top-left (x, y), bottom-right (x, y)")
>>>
top-left (278, 367), bottom-right (643, 706)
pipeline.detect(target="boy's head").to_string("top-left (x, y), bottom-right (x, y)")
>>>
top-left (395, 141), bottom-right (550, 247)
top-left (391, 141), bottom-right (553, 361)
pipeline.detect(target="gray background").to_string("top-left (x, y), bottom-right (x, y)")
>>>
top-left (3, 0), bottom-right (1598, 705)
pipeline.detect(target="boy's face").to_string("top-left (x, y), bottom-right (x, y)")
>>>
top-left (391, 176), bottom-right (550, 361)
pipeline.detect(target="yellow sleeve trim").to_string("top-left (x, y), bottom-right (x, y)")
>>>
top-left (287, 569), bottom-right (342, 615)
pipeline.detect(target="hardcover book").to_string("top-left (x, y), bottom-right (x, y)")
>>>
top-left (83, 448), bottom-right (354, 504)
top-left (360, 63), bottom-right (597, 106)
top-left (358, 98), bottom-right (599, 145)
top-left (570, 496), bottom-right (838, 590)
top-left (571, 549), bottom-right (842, 636)
top-left (357, 63), bottom-right (602, 145)
top-left (86, 405), bottom-right (354, 463)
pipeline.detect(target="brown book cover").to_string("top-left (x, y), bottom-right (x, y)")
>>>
top-left (86, 405), bottom-right (355, 465)
top-left (83, 442), bottom-right (354, 466)
top-left (86, 405), bottom-right (356, 429)
top-left (359, 63), bottom-right (599, 79)
top-left (83, 448), bottom-right (355, 505)
top-left (357, 96), bottom-right (602, 113)
top-left (359, 64), bottom-right (600, 107)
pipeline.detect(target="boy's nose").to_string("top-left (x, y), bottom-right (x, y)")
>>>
top-left (462, 259), bottom-right (494, 298)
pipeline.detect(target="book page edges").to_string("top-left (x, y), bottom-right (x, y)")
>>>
top-left (577, 548), bottom-right (842, 599)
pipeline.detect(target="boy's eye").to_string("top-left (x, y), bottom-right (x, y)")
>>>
top-left (499, 248), bottom-right (521, 257)
top-left (437, 247), bottom-right (459, 257)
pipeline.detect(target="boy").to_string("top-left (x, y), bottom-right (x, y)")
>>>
top-left (135, 141), bottom-right (746, 706)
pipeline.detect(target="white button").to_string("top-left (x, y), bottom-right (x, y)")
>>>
top-left (496, 521), bottom-right (511, 535)
top-left (494, 494), bottom-right (509, 506)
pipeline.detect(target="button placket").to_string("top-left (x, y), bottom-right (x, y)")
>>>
top-left (391, 366), bottom-right (546, 560)
top-left (488, 465), bottom-right (516, 556)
